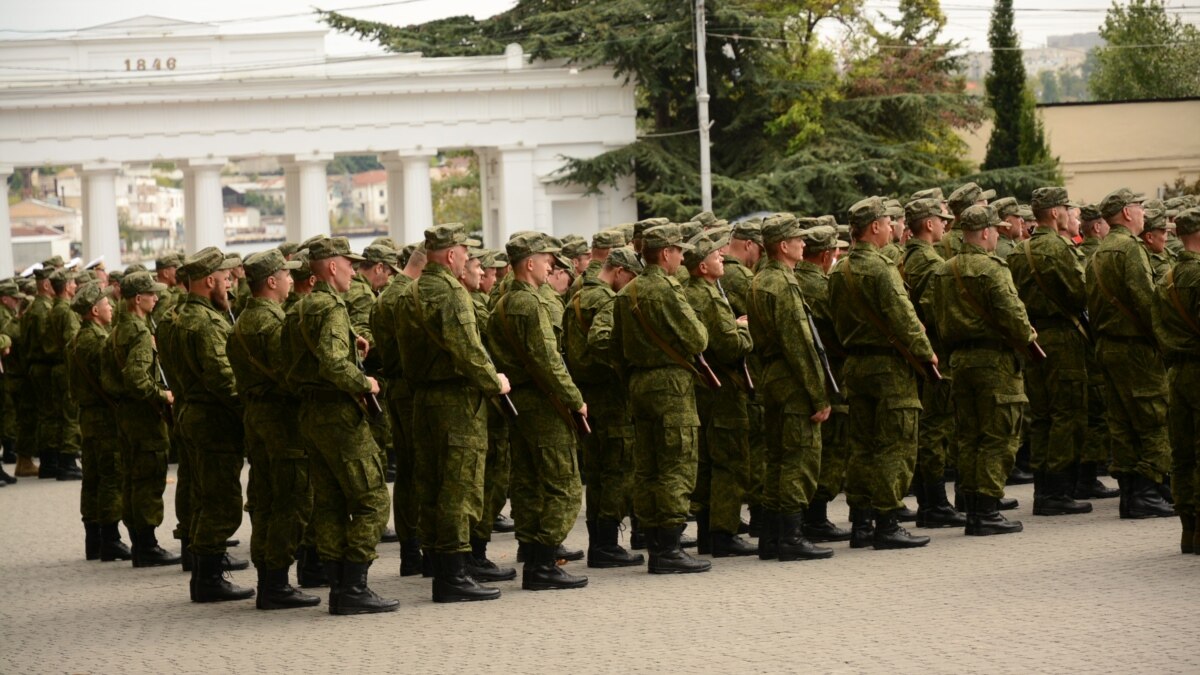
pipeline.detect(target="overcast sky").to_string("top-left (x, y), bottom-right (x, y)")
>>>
top-left (2, 0), bottom-right (1195, 55)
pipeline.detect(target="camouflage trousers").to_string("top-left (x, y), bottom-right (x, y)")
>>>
top-left (814, 401), bottom-right (849, 503)
top-left (579, 383), bottom-right (634, 525)
top-left (117, 400), bottom-right (170, 529)
top-left (385, 382), bottom-right (419, 542)
top-left (1025, 326), bottom-right (1088, 474)
top-left (472, 407), bottom-right (510, 543)
top-left (1097, 338), bottom-right (1170, 482)
top-left (412, 383), bottom-right (487, 555)
top-left (843, 355), bottom-right (921, 513)
top-left (14, 376), bottom-right (37, 459)
top-left (43, 363), bottom-right (80, 456)
top-left (171, 405), bottom-right (191, 540)
top-left (916, 373), bottom-right (955, 484)
top-left (79, 405), bottom-right (123, 526)
top-left (300, 397), bottom-right (389, 564)
top-left (744, 357), bottom-right (767, 508)
top-left (245, 398), bottom-right (312, 571)
top-left (0, 373), bottom-right (17, 442)
top-left (1083, 347), bottom-right (1110, 465)
top-left (1168, 362), bottom-right (1200, 517)
top-left (509, 386), bottom-right (582, 547)
top-left (694, 381), bottom-right (751, 533)
top-left (952, 351), bottom-right (1026, 499)
top-left (628, 367), bottom-right (699, 529)
top-left (760, 365), bottom-right (822, 517)
top-left (178, 402), bottom-right (244, 556)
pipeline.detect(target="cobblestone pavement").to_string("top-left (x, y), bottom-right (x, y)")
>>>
top-left (1, 467), bottom-right (1195, 674)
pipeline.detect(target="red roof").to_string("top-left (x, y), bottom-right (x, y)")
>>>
top-left (352, 170), bottom-right (387, 187)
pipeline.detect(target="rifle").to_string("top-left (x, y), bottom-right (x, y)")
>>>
top-left (350, 331), bottom-right (384, 419)
top-left (147, 317), bottom-right (173, 425)
top-left (806, 312), bottom-right (841, 396)
top-left (694, 354), bottom-right (722, 390)
top-left (715, 279), bottom-right (754, 394)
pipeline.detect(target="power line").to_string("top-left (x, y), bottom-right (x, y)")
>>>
top-left (708, 31), bottom-right (1200, 52)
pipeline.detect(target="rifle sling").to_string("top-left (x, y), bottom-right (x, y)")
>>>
top-left (1091, 255), bottom-right (1155, 342)
top-left (495, 293), bottom-right (577, 431)
top-left (950, 257), bottom-right (1025, 353)
top-left (839, 256), bottom-right (928, 376)
top-left (627, 279), bottom-right (705, 382)
top-left (298, 298), bottom-right (368, 414)
top-left (1021, 238), bottom-right (1090, 341)
top-left (1166, 267), bottom-right (1200, 339)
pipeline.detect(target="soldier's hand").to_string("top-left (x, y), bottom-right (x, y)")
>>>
top-left (736, 315), bottom-right (748, 326)
top-left (929, 353), bottom-right (939, 367)
top-left (366, 376), bottom-right (380, 395)
top-left (810, 406), bottom-right (832, 423)
top-left (356, 335), bottom-right (370, 358)
top-left (577, 403), bottom-right (588, 418)
top-left (497, 373), bottom-right (512, 395)
top-left (163, 390), bottom-right (175, 405)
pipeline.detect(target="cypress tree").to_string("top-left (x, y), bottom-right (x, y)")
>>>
top-left (983, 0), bottom-right (1025, 170)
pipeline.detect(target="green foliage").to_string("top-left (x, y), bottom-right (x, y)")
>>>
top-left (242, 191), bottom-right (284, 216)
top-left (982, 0), bottom-right (1025, 170)
top-left (1090, 0), bottom-right (1200, 101)
top-left (1163, 176), bottom-right (1200, 198)
top-left (327, 156), bottom-right (383, 176)
top-left (433, 153), bottom-right (482, 230)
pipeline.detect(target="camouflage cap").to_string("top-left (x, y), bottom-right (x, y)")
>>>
top-left (467, 247), bottom-right (487, 261)
top-left (290, 251), bottom-right (313, 280)
top-left (1175, 208), bottom-right (1200, 236)
top-left (553, 254), bottom-right (576, 278)
top-left (561, 239), bottom-right (590, 258)
top-left (957, 204), bottom-right (998, 232)
top-left (482, 249), bottom-right (508, 269)
top-left (905, 198), bottom-right (954, 225)
top-left (560, 234), bottom-right (586, 246)
top-left (370, 236), bottom-right (399, 250)
top-left (1018, 205), bottom-right (1035, 221)
top-left (107, 270), bottom-right (124, 285)
top-left (762, 213), bottom-right (807, 245)
top-left (224, 252), bottom-right (243, 268)
top-left (591, 229), bottom-right (626, 249)
top-left (121, 271), bottom-right (168, 298)
top-left (32, 264), bottom-right (55, 280)
top-left (633, 217), bottom-right (670, 240)
top-left (689, 210), bottom-right (720, 228)
top-left (1143, 200), bottom-right (1168, 232)
top-left (155, 252), bottom-right (183, 270)
top-left (800, 225), bottom-right (845, 253)
top-left (308, 236), bottom-right (365, 262)
top-left (42, 255), bottom-right (65, 269)
top-left (70, 281), bottom-right (106, 313)
top-left (606, 247), bottom-right (644, 274)
top-left (48, 267), bottom-right (75, 285)
top-left (1166, 196), bottom-right (1197, 211)
top-left (506, 231), bottom-right (562, 263)
top-left (298, 234), bottom-right (327, 253)
top-left (424, 223), bottom-right (481, 251)
top-left (493, 251), bottom-right (509, 266)
top-left (1079, 204), bottom-right (1103, 222)
top-left (992, 197), bottom-right (1021, 219)
top-left (1099, 187), bottom-right (1146, 219)
top-left (884, 199), bottom-right (905, 219)
top-left (361, 244), bottom-right (401, 273)
top-left (278, 241), bottom-right (300, 258)
top-left (177, 247), bottom-right (240, 281)
top-left (0, 279), bottom-right (22, 297)
top-left (244, 248), bottom-right (302, 283)
top-left (642, 223), bottom-right (695, 251)
top-left (848, 197), bottom-right (889, 228)
top-left (683, 231), bottom-right (731, 270)
top-left (947, 182), bottom-right (996, 217)
top-left (125, 263), bottom-right (148, 274)
top-left (911, 187), bottom-right (945, 202)
top-left (730, 220), bottom-right (763, 246)
top-left (1029, 187), bottom-right (1077, 212)
top-left (614, 222), bottom-right (636, 243)
top-left (816, 215), bottom-right (840, 229)
top-left (680, 221), bottom-right (704, 243)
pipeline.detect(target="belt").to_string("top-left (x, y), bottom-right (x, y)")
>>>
top-left (1031, 316), bottom-right (1077, 331)
top-left (844, 346), bottom-right (897, 357)
top-left (245, 393), bottom-right (296, 405)
top-left (1098, 333), bottom-right (1153, 346)
top-left (950, 339), bottom-right (1008, 353)
top-left (412, 377), bottom-right (468, 390)
top-left (301, 389), bottom-right (358, 404)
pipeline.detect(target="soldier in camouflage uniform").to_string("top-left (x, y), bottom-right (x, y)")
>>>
top-left (939, 182), bottom-right (996, 259)
top-left (899, 199), bottom-right (966, 529)
top-left (0, 281), bottom-right (23, 479)
top-left (1139, 201), bottom-right (1173, 284)
top-left (1157, 208), bottom-right (1200, 553)
top-left (923, 205), bottom-right (1034, 536)
top-left (487, 232), bottom-right (589, 591)
top-left (1077, 202), bottom-right (1112, 488)
top-left (566, 229), bottom-right (626, 302)
top-left (67, 282), bottom-right (129, 561)
top-left (286, 237), bottom-right (397, 615)
top-left (41, 267), bottom-right (84, 479)
top-left (829, 197), bottom-right (934, 550)
top-left (879, 200), bottom-right (905, 265)
top-left (151, 253), bottom-right (184, 325)
top-left (992, 197), bottom-right (1025, 261)
top-left (610, 224), bottom-right (711, 574)
top-left (1086, 188), bottom-right (1174, 519)
top-left (748, 215), bottom-right (834, 562)
top-left (1008, 187), bottom-right (1103, 516)
top-left (682, 232), bottom-right (757, 558)
top-left (161, 249), bottom-right (254, 602)
top-left (477, 251), bottom-right (517, 537)
top-left (227, 249), bottom-right (322, 611)
top-left (397, 223), bottom-right (510, 603)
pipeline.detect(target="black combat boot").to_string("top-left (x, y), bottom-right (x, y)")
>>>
top-left (1007, 464), bottom-right (1035, 485)
top-left (872, 510), bottom-right (930, 549)
top-left (523, 543), bottom-right (589, 591)
top-left (1033, 472), bottom-right (1093, 516)
top-left (695, 510), bottom-right (711, 555)
top-left (1, 439), bottom-right (15, 465)
top-left (917, 480), bottom-right (967, 528)
top-left (1180, 514), bottom-right (1196, 555)
top-left (220, 551), bottom-right (250, 571)
top-left (849, 508), bottom-right (875, 549)
top-left (99, 522), bottom-right (132, 562)
top-left (37, 452), bottom-right (58, 479)
top-left (747, 505), bottom-right (765, 538)
top-left (332, 561), bottom-right (398, 615)
top-left (965, 494), bottom-right (1023, 536)
top-left (649, 526), bottom-right (712, 574)
top-left (84, 521), bottom-right (101, 561)
top-left (894, 502), bottom-right (918, 523)
top-left (1116, 473), bottom-right (1131, 517)
top-left (0, 462), bottom-right (16, 484)
top-left (180, 537), bottom-right (193, 572)
top-left (777, 512), bottom-right (834, 561)
top-left (1073, 462), bottom-right (1119, 500)
top-left (433, 552), bottom-right (501, 603)
top-left (132, 528), bottom-right (182, 568)
top-left (998, 495), bottom-right (1019, 510)
top-left (56, 453), bottom-right (82, 481)
top-left (399, 538), bottom-right (423, 577)
top-left (1124, 474), bottom-right (1175, 519)
top-left (421, 548), bottom-right (436, 578)
top-left (587, 518), bottom-right (644, 568)
top-left (192, 553), bottom-right (255, 603)
top-left (492, 513), bottom-right (515, 533)
top-left (756, 510), bottom-right (779, 560)
top-left (710, 531), bottom-right (757, 557)
top-left (554, 543), bottom-right (585, 562)
top-left (296, 546), bottom-right (329, 587)
top-left (802, 500), bottom-right (852, 542)
top-left (256, 567), bottom-right (321, 610)
top-left (629, 516), bottom-right (647, 550)
top-left (322, 560), bottom-right (343, 613)
top-left (467, 538), bottom-right (517, 581)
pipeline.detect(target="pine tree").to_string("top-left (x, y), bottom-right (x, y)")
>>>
top-left (982, 0), bottom-right (1024, 170)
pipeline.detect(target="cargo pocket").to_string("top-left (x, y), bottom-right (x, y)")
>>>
top-left (882, 398), bottom-right (922, 442)
top-left (1131, 386), bottom-right (1169, 427)
top-left (134, 448), bottom-right (167, 483)
top-left (345, 451), bottom-right (385, 495)
top-left (541, 444), bottom-right (578, 481)
top-left (994, 392), bottom-right (1030, 437)
top-left (446, 432), bottom-right (487, 489)
top-left (611, 425), bottom-right (636, 466)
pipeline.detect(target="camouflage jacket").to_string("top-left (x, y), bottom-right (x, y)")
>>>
top-left (1078, 236), bottom-right (1101, 262)
top-left (610, 264), bottom-right (708, 371)
top-left (45, 296), bottom-right (81, 363)
top-left (19, 295), bottom-right (53, 364)
top-left (829, 242), bottom-right (934, 361)
top-left (566, 258), bottom-right (602, 303)
top-left (69, 320), bottom-right (112, 408)
top-left (564, 275), bottom-right (616, 385)
top-left (1007, 228), bottom-right (1086, 324)
top-left (1086, 225), bottom-right (1159, 342)
top-left (1157, 250), bottom-right (1200, 359)
top-left (227, 297), bottom-right (288, 400)
top-left (102, 312), bottom-right (165, 403)
top-left (286, 281), bottom-right (371, 397)
top-left (748, 259), bottom-right (828, 411)
top-left (720, 255), bottom-right (755, 317)
top-left (372, 274), bottom-right (413, 381)
top-left (0, 304), bottom-right (22, 375)
top-left (684, 275), bottom-right (752, 369)
top-left (162, 294), bottom-right (239, 409)
top-left (794, 260), bottom-right (844, 365)
top-left (488, 279), bottom-right (583, 409)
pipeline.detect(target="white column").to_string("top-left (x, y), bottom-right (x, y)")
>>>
top-left (81, 163), bottom-right (121, 272)
top-left (181, 168), bottom-right (196, 250)
top-left (294, 155), bottom-right (332, 242)
top-left (183, 158), bottom-right (227, 253)
top-left (281, 161), bottom-right (302, 243)
top-left (382, 149), bottom-right (437, 244)
top-left (380, 156), bottom-right (406, 244)
top-left (498, 146), bottom-right (536, 242)
top-left (0, 165), bottom-right (13, 277)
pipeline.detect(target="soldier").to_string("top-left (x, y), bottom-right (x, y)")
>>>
top-left (152, 253), bottom-right (184, 324)
top-left (992, 197), bottom-right (1024, 260)
top-left (682, 231), bottom-right (757, 557)
top-left (1087, 188), bottom-right (1174, 519)
top-left (899, 199), bottom-right (965, 529)
top-left (41, 267), bottom-right (85, 480)
top-left (1079, 204), bottom-right (1108, 262)
top-left (487, 232), bottom-right (589, 591)
top-left (829, 197), bottom-right (934, 549)
top-left (610, 223), bottom-right (711, 573)
top-left (567, 229), bottom-right (625, 302)
top-left (67, 282), bottom-right (129, 561)
top-left (751, 213), bottom-right (837, 562)
top-left (287, 237), bottom-right (397, 615)
top-left (1139, 202), bottom-right (1172, 283)
top-left (162, 248), bottom-right (253, 602)
top-left (0, 280), bottom-right (23, 477)
top-left (924, 205), bottom-right (1034, 536)
top-left (940, 182), bottom-right (996, 258)
top-left (879, 200), bottom-right (906, 265)
top-left (397, 223), bottom-right (511, 603)
top-left (562, 238), bottom-right (592, 279)
top-left (227, 249), bottom-right (322, 610)
top-left (1008, 187), bottom-right (1099, 516)
top-left (1158, 208), bottom-right (1200, 553)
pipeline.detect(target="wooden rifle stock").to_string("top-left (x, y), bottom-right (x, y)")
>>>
top-left (1026, 341), bottom-right (1047, 364)
top-left (572, 410), bottom-right (592, 435)
top-left (694, 354), bottom-right (722, 390)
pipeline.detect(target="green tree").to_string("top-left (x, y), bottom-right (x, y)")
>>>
top-left (1090, 0), bottom-right (1200, 101)
top-left (1038, 71), bottom-right (1060, 103)
top-left (982, 0), bottom-right (1025, 169)
top-left (432, 153), bottom-right (482, 230)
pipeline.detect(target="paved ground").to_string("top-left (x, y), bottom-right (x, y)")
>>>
top-left (1, 467), bottom-right (1195, 674)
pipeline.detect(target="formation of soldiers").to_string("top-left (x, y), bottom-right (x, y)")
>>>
top-left (1, 182), bottom-right (1198, 616)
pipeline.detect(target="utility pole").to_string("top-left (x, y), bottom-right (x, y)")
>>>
top-left (694, 0), bottom-right (712, 212)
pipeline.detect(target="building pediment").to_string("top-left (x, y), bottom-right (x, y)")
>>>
top-left (77, 16), bottom-right (216, 36)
